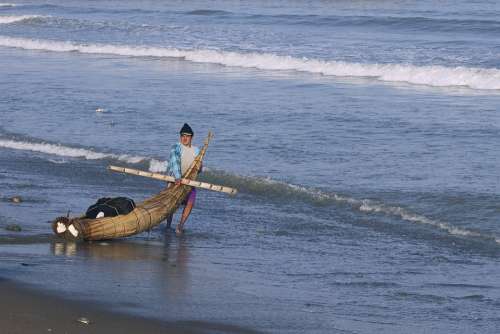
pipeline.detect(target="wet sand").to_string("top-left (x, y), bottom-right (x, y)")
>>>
top-left (0, 278), bottom-right (261, 334)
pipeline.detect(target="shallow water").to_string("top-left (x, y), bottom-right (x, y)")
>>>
top-left (1, 1), bottom-right (500, 333)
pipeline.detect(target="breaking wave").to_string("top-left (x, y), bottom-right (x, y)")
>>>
top-left (358, 200), bottom-right (482, 238)
top-left (0, 3), bottom-right (16, 7)
top-left (1, 137), bottom-right (498, 245)
top-left (204, 170), bottom-right (500, 245)
top-left (0, 15), bottom-right (41, 24)
top-left (0, 36), bottom-right (499, 90)
top-left (0, 138), bottom-right (160, 166)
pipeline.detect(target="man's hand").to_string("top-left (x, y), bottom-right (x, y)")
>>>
top-left (175, 179), bottom-right (182, 186)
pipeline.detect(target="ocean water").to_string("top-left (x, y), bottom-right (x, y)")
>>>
top-left (1, 0), bottom-right (500, 333)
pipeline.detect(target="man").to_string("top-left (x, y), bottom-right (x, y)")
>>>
top-left (166, 123), bottom-right (201, 235)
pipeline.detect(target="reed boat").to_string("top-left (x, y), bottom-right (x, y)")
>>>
top-left (52, 132), bottom-right (214, 241)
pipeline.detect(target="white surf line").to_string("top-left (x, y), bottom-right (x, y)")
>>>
top-left (0, 15), bottom-right (41, 24)
top-left (0, 3), bottom-right (16, 7)
top-left (0, 138), bottom-right (150, 164)
top-left (1, 136), bottom-right (497, 243)
top-left (0, 137), bottom-right (173, 174)
top-left (338, 194), bottom-right (500, 244)
top-left (148, 158), bottom-right (167, 173)
top-left (0, 36), bottom-right (499, 90)
top-left (263, 179), bottom-right (500, 244)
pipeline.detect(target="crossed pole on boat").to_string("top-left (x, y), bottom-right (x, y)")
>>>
top-left (108, 165), bottom-right (238, 195)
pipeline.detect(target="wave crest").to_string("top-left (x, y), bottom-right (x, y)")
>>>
top-left (204, 170), bottom-right (500, 244)
top-left (0, 36), bottom-right (498, 90)
top-left (0, 138), bottom-right (146, 165)
top-left (1, 137), bottom-right (498, 245)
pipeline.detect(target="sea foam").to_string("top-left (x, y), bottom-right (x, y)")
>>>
top-left (0, 36), bottom-right (499, 90)
top-left (207, 171), bottom-right (500, 244)
top-left (0, 139), bottom-right (147, 165)
top-left (1, 136), bottom-right (498, 244)
top-left (292, 181), bottom-right (499, 244)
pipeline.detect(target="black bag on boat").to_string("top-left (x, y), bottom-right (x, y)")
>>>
top-left (85, 197), bottom-right (136, 219)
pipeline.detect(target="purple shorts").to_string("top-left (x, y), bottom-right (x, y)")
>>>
top-left (182, 188), bottom-right (196, 205)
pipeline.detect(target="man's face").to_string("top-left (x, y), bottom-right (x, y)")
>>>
top-left (180, 134), bottom-right (192, 146)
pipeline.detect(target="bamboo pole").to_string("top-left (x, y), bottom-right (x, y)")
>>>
top-left (108, 165), bottom-right (238, 196)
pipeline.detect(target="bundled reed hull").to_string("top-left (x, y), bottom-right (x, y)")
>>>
top-left (52, 133), bottom-right (211, 241)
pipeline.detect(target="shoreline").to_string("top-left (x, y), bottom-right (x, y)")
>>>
top-left (0, 277), bottom-right (261, 334)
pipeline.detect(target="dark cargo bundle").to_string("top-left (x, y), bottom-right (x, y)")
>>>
top-left (85, 197), bottom-right (136, 219)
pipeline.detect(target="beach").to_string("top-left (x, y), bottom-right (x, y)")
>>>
top-left (0, 278), bottom-right (186, 334)
top-left (0, 278), bottom-right (260, 334)
top-left (1, 0), bottom-right (500, 333)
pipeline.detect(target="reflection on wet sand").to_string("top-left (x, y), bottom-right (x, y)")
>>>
top-left (52, 241), bottom-right (77, 257)
top-left (50, 233), bottom-right (191, 297)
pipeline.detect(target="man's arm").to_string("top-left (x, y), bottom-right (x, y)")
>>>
top-left (167, 144), bottom-right (182, 182)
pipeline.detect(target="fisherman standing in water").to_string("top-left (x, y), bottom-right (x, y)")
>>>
top-left (166, 123), bottom-right (200, 235)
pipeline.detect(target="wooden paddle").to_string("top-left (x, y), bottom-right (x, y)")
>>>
top-left (108, 165), bottom-right (238, 195)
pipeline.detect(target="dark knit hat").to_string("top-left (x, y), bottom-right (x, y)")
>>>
top-left (179, 123), bottom-right (194, 136)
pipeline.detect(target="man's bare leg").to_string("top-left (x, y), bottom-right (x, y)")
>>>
top-left (176, 201), bottom-right (194, 235)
